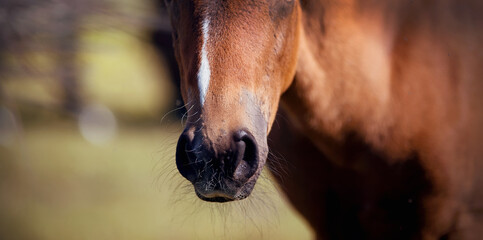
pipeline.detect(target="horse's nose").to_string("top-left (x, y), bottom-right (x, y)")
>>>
top-left (175, 129), bottom-right (259, 183)
top-left (231, 130), bottom-right (259, 181)
top-left (175, 130), bottom-right (201, 183)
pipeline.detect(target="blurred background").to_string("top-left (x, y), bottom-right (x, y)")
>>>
top-left (0, 0), bottom-right (312, 239)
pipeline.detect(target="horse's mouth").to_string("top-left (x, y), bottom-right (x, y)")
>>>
top-left (193, 175), bottom-right (258, 202)
top-left (195, 190), bottom-right (236, 202)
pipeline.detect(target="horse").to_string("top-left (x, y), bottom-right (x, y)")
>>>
top-left (164, 0), bottom-right (483, 239)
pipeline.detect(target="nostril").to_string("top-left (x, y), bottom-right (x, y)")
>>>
top-left (232, 130), bottom-right (259, 181)
top-left (176, 133), bottom-right (200, 183)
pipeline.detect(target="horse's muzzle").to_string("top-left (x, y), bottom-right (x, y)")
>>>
top-left (176, 128), bottom-right (260, 202)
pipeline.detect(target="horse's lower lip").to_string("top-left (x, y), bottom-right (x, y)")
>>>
top-left (195, 189), bottom-right (237, 202)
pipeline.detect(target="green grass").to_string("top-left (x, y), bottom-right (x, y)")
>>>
top-left (0, 123), bottom-right (312, 240)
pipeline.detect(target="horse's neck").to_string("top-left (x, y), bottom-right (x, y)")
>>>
top-left (282, 4), bottom-right (394, 149)
top-left (282, 0), bottom-right (483, 161)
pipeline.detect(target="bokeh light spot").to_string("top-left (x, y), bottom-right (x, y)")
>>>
top-left (0, 106), bottom-right (19, 147)
top-left (78, 104), bottom-right (117, 145)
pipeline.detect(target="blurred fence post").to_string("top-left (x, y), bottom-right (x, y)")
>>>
top-left (56, 0), bottom-right (81, 114)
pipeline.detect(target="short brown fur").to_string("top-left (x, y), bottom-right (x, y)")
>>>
top-left (167, 0), bottom-right (483, 239)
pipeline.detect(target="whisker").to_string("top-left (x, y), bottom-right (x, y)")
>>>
top-left (160, 99), bottom-right (192, 125)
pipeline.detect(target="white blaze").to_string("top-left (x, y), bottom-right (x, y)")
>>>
top-left (198, 18), bottom-right (211, 106)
